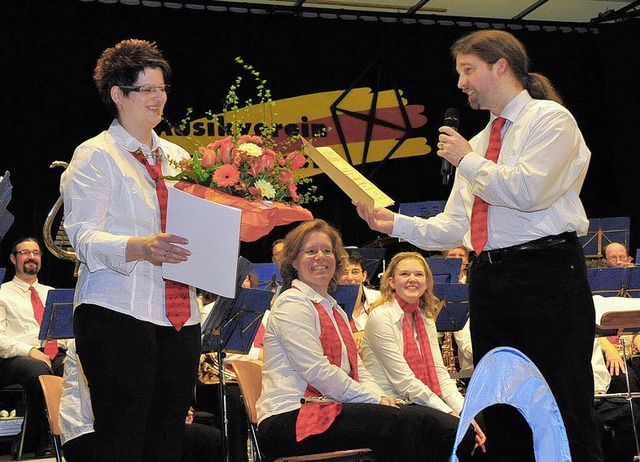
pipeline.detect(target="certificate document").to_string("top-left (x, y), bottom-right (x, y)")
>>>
top-left (301, 138), bottom-right (394, 211)
top-left (165, 185), bottom-right (242, 298)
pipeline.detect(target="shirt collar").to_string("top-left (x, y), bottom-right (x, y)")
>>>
top-left (11, 276), bottom-right (39, 293)
top-left (496, 89), bottom-right (532, 126)
top-left (108, 119), bottom-right (162, 158)
top-left (292, 279), bottom-right (337, 307)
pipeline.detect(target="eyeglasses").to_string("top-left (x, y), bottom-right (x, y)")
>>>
top-left (15, 250), bottom-right (42, 257)
top-left (119, 84), bottom-right (171, 95)
top-left (301, 248), bottom-right (334, 257)
top-left (341, 269), bottom-right (362, 276)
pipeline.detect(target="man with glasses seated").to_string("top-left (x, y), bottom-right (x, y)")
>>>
top-left (0, 237), bottom-right (67, 458)
top-left (338, 249), bottom-right (381, 355)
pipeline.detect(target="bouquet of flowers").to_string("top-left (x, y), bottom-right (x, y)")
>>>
top-left (167, 58), bottom-right (321, 242)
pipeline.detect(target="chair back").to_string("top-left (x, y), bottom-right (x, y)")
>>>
top-left (38, 375), bottom-right (64, 436)
top-left (230, 360), bottom-right (263, 425)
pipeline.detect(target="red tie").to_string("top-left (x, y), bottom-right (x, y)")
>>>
top-left (397, 295), bottom-right (442, 396)
top-left (29, 286), bottom-right (58, 360)
top-left (470, 117), bottom-right (507, 255)
top-left (295, 297), bottom-right (359, 442)
top-left (131, 149), bottom-right (191, 331)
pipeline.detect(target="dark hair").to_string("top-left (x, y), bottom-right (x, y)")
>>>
top-left (345, 249), bottom-right (366, 271)
top-left (279, 219), bottom-right (347, 293)
top-left (93, 39), bottom-right (171, 117)
top-left (451, 30), bottom-right (563, 106)
top-left (10, 237), bottom-right (41, 255)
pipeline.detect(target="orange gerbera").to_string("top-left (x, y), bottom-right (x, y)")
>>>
top-left (212, 164), bottom-right (240, 187)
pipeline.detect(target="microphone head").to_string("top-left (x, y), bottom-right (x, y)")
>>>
top-left (444, 107), bottom-right (460, 130)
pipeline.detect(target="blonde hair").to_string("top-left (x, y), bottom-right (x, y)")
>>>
top-left (371, 252), bottom-right (442, 319)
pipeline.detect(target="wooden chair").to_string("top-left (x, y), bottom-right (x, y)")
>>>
top-left (230, 360), bottom-right (375, 462)
top-left (37, 375), bottom-right (64, 462)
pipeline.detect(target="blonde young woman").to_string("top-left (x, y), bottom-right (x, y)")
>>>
top-left (362, 252), bottom-right (486, 459)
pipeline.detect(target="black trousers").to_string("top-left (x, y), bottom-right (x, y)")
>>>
top-left (74, 304), bottom-right (201, 462)
top-left (63, 422), bottom-right (223, 462)
top-left (257, 403), bottom-right (477, 462)
top-left (0, 349), bottom-right (65, 449)
top-left (468, 233), bottom-right (604, 462)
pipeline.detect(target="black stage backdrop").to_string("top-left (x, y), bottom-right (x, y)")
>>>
top-left (1, 0), bottom-right (638, 289)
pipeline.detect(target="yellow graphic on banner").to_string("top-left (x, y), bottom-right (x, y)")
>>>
top-left (160, 87), bottom-right (431, 177)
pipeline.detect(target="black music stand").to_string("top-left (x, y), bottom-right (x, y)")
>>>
top-left (427, 257), bottom-right (462, 284)
top-left (398, 200), bottom-right (446, 219)
top-left (579, 216), bottom-right (631, 259)
top-left (38, 289), bottom-right (75, 341)
top-left (355, 247), bottom-right (387, 287)
top-left (252, 263), bottom-right (281, 292)
top-left (433, 283), bottom-right (469, 332)
top-left (589, 267), bottom-right (640, 299)
top-left (0, 268), bottom-right (5, 284)
top-left (201, 257), bottom-right (272, 462)
top-left (330, 284), bottom-right (360, 320)
top-left (0, 171), bottom-right (14, 243)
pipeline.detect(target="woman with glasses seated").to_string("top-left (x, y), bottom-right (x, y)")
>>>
top-left (255, 219), bottom-right (478, 461)
top-left (61, 39), bottom-right (201, 461)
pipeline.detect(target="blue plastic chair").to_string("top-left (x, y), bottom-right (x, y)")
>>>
top-left (450, 347), bottom-right (571, 462)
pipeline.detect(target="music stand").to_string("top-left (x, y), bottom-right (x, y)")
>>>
top-left (38, 289), bottom-right (75, 341)
top-left (427, 257), bottom-right (462, 284)
top-left (589, 267), bottom-right (640, 299)
top-left (0, 268), bottom-right (5, 284)
top-left (433, 283), bottom-right (469, 332)
top-left (201, 257), bottom-right (272, 462)
top-left (355, 247), bottom-right (387, 286)
top-left (0, 171), bottom-right (15, 242)
top-left (252, 263), bottom-right (281, 292)
top-left (398, 200), bottom-right (446, 218)
top-left (330, 284), bottom-right (360, 320)
top-left (579, 216), bottom-right (630, 259)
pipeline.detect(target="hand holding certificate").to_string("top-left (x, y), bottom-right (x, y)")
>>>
top-left (301, 138), bottom-right (394, 212)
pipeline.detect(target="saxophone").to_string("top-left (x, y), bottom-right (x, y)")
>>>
top-left (441, 331), bottom-right (458, 375)
top-left (43, 161), bottom-right (79, 276)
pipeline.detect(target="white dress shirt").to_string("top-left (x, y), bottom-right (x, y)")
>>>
top-left (361, 298), bottom-right (464, 415)
top-left (256, 280), bottom-right (385, 426)
top-left (60, 119), bottom-right (199, 327)
top-left (392, 90), bottom-right (590, 252)
top-left (351, 286), bottom-right (380, 332)
top-left (0, 276), bottom-right (55, 358)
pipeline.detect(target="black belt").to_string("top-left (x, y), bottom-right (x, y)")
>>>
top-left (471, 231), bottom-right (576, 264)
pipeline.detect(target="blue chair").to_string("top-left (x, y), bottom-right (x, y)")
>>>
top-left (450, 347), bottom-right (571, 462)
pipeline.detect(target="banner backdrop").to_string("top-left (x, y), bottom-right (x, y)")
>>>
top-left (1, 0), bottom-right (638, 288)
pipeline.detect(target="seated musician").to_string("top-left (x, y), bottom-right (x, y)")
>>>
top-left (361, 252), bottom-right (485, 453)
top-left (255, 219), bottom-right (480, 462)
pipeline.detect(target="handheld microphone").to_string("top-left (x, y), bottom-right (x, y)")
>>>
top-left (441, 107), bottom-right (460, 185)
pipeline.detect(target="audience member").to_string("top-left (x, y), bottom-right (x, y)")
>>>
top-left (60, 340), bottom-right (222, 462)
top-left (60, 39), bottom-right (201, 461)
top-left (442, 247), bottom-right (473, 372)
top-left (338, 249), bottom-right (380, 353)
top-left (361, 251), bottom-right (485, 456)
top-left (603, 242), bottom-right (635, 268)
top-left (0, 237), bottom-right (66, 458)
top-left (255, 219), bottom-right (478, 462)
top-left (271, 239), bottom-right (285, 265)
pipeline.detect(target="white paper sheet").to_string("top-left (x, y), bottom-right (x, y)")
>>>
top-left (164, 185), bottom-right (241, 298)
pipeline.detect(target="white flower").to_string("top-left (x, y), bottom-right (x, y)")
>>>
top-left (237, 142), bottom-right (263, 157)
top-left (255, 179), bottom-right (276, 199)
